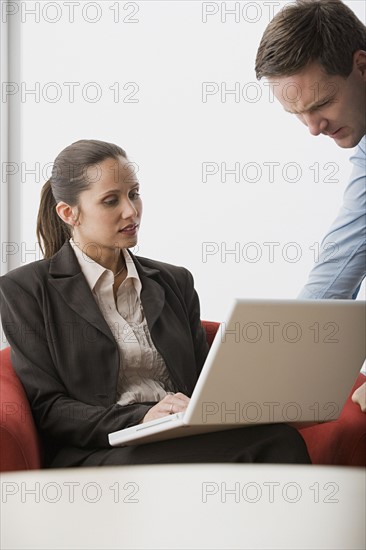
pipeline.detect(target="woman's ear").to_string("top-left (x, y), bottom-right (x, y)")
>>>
top-left (56, 202), bottom-right (79, 226)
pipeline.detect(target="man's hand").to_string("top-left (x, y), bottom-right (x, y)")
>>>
top-left (141, 392), bottom-right (190, 423)
top-left (351, 382), bottom-right (366, 413)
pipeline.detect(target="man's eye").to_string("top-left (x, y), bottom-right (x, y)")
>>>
top-left (313, 101), bottom-right (333, 111)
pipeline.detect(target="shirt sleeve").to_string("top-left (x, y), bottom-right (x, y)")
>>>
top-left (298, 136), bottom-right (366, 299)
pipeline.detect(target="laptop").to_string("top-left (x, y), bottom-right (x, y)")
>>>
top-left (108, 298), bottom-right (366, 447)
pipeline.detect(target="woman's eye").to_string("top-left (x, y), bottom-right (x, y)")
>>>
top-left (130, 191), bottom-right (141, 200)
top-left (103, 198), bottom-right (118, 206)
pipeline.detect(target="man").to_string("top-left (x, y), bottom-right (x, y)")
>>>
top-left (255, 0), bottom-right (366, 411)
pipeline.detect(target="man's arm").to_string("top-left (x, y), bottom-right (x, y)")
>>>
top-left (298, 138), bottom-right (366, 413)
top-left (298, 137), bottom-right (366, 300)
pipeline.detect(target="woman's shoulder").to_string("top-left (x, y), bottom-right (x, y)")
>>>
top-left (133, 254), bottom-right (193, 282)
top-left (0, 257), bottom-right (50, 289)
top-left (0, 241), bottom-right (76, 290)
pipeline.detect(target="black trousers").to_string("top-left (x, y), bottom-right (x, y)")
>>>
top-left (76, 424), bottom-right (311, 466)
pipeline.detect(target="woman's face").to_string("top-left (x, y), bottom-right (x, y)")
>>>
top-left (72, 156), bottom-right (142, 258)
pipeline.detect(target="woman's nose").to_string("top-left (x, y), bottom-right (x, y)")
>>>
top-left (120, 198), bottom-right (138, 219)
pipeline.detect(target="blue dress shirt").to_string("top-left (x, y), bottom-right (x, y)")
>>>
top-left (298, 136), bottom-right (366, 299)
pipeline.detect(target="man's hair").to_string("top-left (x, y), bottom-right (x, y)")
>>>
top-left (255, 0), bottom-right (366, 79)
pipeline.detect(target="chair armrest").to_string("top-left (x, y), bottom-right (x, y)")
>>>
top-left (0, 347), bottom-right (42, 471)
top-left (202, 320), bottom-right (220, 347)
top-left (299, 373), bottom-right (366, 466)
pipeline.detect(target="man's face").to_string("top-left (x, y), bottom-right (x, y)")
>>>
top-left (268, 53), bottom-right (366, 149)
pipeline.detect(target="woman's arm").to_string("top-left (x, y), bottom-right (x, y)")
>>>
top-left (182, 268), bottom-right (209, 377)
top-left (0, 275), bottom-right (153, 448)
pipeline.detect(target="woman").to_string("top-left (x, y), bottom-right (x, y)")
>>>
top-left (0, 139), bottom-right (310, 467)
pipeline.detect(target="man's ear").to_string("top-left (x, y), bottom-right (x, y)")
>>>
top-left (56, 202), bottom-right (78, 226)
top-left (353, 50), bottom-right (366, 80)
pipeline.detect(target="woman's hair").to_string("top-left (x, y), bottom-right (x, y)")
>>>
top-left (255, 0), bottom-right (366, 79)
top-left (36, 139), bottom-right (127, 258)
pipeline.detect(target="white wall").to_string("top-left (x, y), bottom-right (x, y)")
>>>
top-left (2, 0), bottom-right (365, 324)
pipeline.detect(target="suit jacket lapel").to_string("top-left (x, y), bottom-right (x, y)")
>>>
top-left (47, 242), bottom-right (166, 343)
top-left (128, 252), bottom-right (165, 331)
top-left (47, 241), bottom-right (116, 343)
top-left (130, 253), bottom-right (198, 395)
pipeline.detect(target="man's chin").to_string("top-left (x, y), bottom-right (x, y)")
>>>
top-left (334, 132), bottom-right (363, 149)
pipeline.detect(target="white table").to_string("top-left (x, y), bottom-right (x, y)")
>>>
top-left (1, 464), bottom-right (365, 549)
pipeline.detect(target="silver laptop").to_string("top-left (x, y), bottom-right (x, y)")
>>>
top-left (108, 298), bottom-right (366, 447)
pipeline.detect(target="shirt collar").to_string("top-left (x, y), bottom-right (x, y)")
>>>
top-left (69, 239), bottom-right (142, 297)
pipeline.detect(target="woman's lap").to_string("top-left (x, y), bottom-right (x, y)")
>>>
top-left (77, 424), bottom-right (311, 466)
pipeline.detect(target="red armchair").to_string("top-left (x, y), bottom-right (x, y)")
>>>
top-left (1, 321), bottom-right (365, 471)
top-left (0, 346), bottom-right (42, 470)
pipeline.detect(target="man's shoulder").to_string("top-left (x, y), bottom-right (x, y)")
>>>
top-left (358, 135), bottom-right (366, 153)
top-left (350, 135), bottom-right (366, 172)
top-left (353, 135), bottom-right (366, 157)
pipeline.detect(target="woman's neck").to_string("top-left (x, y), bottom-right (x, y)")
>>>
top-left (72, 239), bottom-right (125, 275)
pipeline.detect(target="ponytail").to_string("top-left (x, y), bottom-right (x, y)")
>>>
top-left (36, 179), bottom-right (71, 259)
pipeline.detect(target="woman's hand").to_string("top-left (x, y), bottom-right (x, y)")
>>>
top-left (141, 392), bottom-right (190, 423)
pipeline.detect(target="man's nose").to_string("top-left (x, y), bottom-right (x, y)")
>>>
top-left (300, 112), bottom-right (328, 136)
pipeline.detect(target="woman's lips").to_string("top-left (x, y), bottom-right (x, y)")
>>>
top-left (119, 224), bottom-right (138, 234)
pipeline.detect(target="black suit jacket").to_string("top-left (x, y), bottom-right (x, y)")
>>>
top-left (0, 241), bottom-right (208, 466)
